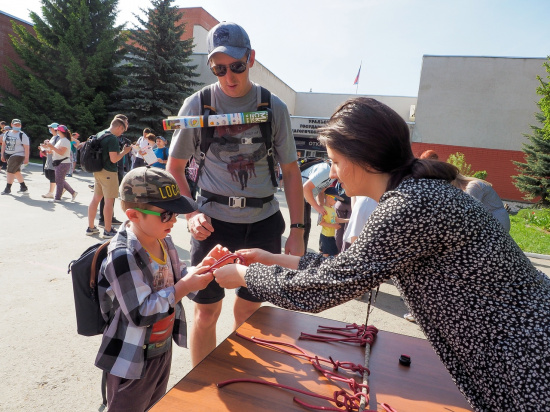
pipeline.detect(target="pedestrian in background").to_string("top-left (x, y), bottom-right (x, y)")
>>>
top-left (43, 124), bottom-right (77, 203)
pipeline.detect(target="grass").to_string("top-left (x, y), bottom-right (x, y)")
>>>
top-left (510, 208), bottom-right (550, 255)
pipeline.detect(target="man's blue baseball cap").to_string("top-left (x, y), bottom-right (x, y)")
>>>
top-left (207, 22), bottom-right (251, 61)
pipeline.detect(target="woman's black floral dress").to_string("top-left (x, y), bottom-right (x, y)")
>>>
top-left (245, 178), bottom-right (550, 412)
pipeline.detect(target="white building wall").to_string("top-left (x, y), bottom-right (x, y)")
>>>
top-left (413, 56), bottom-right (546, 151)
top-left (294, 92), bottom-right (417, 121)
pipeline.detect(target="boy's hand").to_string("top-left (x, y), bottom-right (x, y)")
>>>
top-left (182, 265), bottom-right (214, 292)
top-left (204, 244), bottom-right (232, 263)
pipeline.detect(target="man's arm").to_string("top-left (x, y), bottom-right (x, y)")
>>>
top-left (109, 146), bottom-right (131, 164)
top-left (166, 156), bottom-right (214, 240)
top-left (303, 180), bottom-right (326, 215)
top-left (23, 144), bottom-right (30, 164)
top-left (281, 161), bottom-right (305, 256)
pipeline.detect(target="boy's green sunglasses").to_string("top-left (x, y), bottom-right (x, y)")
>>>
top-left (134, 208), bottom-right (178, 223)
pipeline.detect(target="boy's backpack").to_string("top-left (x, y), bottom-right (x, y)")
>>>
top-left (80, 132), bottom-right (111, 173)
top-left (298, 156), bottom-right (325, 172)
top-left (67, 240), bottom-right (111, 336)
top-left (196, 85), bottom-right (278, 187)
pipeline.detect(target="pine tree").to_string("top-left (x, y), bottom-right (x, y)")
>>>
top-left (110, 0), bottom-right (201, 138)
top-left (513, 58), bottom-right (550, 207)
top-left (513, 111), bottom-right (550, 206)
top-left (0, 0), bottom-right (125, 149)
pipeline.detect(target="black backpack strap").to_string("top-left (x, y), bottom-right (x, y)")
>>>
top-left (258, 86), bottom-right (278, 187)
top-left (196, 85), bottom-right (216, 182)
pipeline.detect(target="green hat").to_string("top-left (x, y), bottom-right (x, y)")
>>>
top-left (120, 167), bottom-right (197, 214)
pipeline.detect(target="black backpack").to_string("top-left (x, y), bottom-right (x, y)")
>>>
top-left (298, 156), bottom-right (326, 172)
top-left (195, 85), bottom-right (278, 187)
top-left (80, 132), bottom-right (111, 173)
top-left (67, 241), bottom-right (111, 336)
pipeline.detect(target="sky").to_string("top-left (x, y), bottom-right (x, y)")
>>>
top-left (5, 0), bottom-right (550, 97)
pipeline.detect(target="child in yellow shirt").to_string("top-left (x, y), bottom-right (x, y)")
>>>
top-left (318, 187), bottom-right (349, 256)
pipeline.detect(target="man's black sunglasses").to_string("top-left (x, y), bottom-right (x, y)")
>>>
top-left (210, 54), bottom-right (250, 77)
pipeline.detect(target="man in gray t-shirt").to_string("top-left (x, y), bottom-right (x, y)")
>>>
top-left (1, 119), bottom-right (30, 195)
top-left (167, 22), bottom-right (304, 366)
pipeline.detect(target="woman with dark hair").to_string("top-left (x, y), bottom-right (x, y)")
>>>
top-left (213, 97), bottom-right (550, 412)
top-left (44, 125), bottom-right (78, 202)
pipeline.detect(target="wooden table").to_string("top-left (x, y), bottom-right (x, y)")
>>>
top-left (151, 306), bottom-right (472, 411)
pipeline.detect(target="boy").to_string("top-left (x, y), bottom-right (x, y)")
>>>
top-left (95, 166), bottom-right (220, 411)
top-left (318, 187), bottom-right (348, 257)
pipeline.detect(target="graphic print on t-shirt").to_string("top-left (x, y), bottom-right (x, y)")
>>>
top-left (210, 123), bottom-right (266, 190)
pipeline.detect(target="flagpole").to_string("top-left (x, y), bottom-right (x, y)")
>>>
top-left (354, 60), bottom-right (362, 94)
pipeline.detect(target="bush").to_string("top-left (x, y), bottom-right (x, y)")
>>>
top-left (472, 170), bottom-right (488, 180)
top-left (447, 152), bottom-right (487, 179)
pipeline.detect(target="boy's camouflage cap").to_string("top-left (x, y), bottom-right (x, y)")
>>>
top-left (120, 166), bottom-right (197, 214)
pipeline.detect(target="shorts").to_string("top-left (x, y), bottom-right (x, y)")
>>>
top-left (45, 169), bottom-right (56, 183)
top-left (190, 211), bottom-right (285, 304)
top-left (319, 234), bottom-right (338, 256)
top-left (7, 155), bottom-right (24, 174)
top-left (94, 169), bottom-right (119, 199)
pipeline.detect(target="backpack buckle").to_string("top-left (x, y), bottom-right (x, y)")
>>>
top-left (240, 137), bottom-right (254, 144)
top-left (266, 148), bottom-right (274, 157)
top-left (228, 196), bottom-right (246, 208)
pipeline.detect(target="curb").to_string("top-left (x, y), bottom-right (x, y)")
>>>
top-left (524, 252), bottom-right (550, 261)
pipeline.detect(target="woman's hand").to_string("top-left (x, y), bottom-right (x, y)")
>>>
top-left (235, 248), bottom-right (274, 266)
top-left (213, 264), bottom-right (247, 289)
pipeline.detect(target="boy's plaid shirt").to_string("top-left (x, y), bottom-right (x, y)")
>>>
top-left (95, 226), bottom-right (188, 379)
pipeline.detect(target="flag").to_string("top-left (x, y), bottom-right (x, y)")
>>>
top-left (353, 64), bottom-right (361, 85)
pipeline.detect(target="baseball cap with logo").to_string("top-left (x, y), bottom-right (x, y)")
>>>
top-left (48, 122), bottom-right (59, 129)
top-left (207, 22), bottom-right (251, 61)
top-left (120, 166), bottom-right (197, 214)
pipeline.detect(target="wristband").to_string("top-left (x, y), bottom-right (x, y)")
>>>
top-left (290, 223), bottom-right (305, 229)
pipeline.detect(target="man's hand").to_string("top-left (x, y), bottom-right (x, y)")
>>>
top-left (284, 230), bottom-right (305, 255)
top-left (187, 211), bottom-right (214, 240)
top-left (314, 204), bottom-right (327, 215)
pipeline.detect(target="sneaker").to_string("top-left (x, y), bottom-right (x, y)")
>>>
top-left (66, 173), bottom-right (72, 177)
top-left (71, 192), bottom-right (78, 201)
top-left (102, 228), bottom-right (117, 239)
top-left (88, 184), bottom-right (94, 190)
top-left (1, 189), bottom-right (11, 195)
top-left (403, 313), bottom-right (416, 322)
top-left (42, 192), bottom-right (54, 199)
top-left (99, 217), bottom-right (122, 228)
top-left (86, 226), bottom-right (100, 236)
top-left (49, 199), bottom-right (59, 203)
top-left (17, 186), bottom-right (28, 193)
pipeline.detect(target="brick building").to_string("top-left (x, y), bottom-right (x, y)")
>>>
top-left (0, 11), bottom-right (33, 97)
